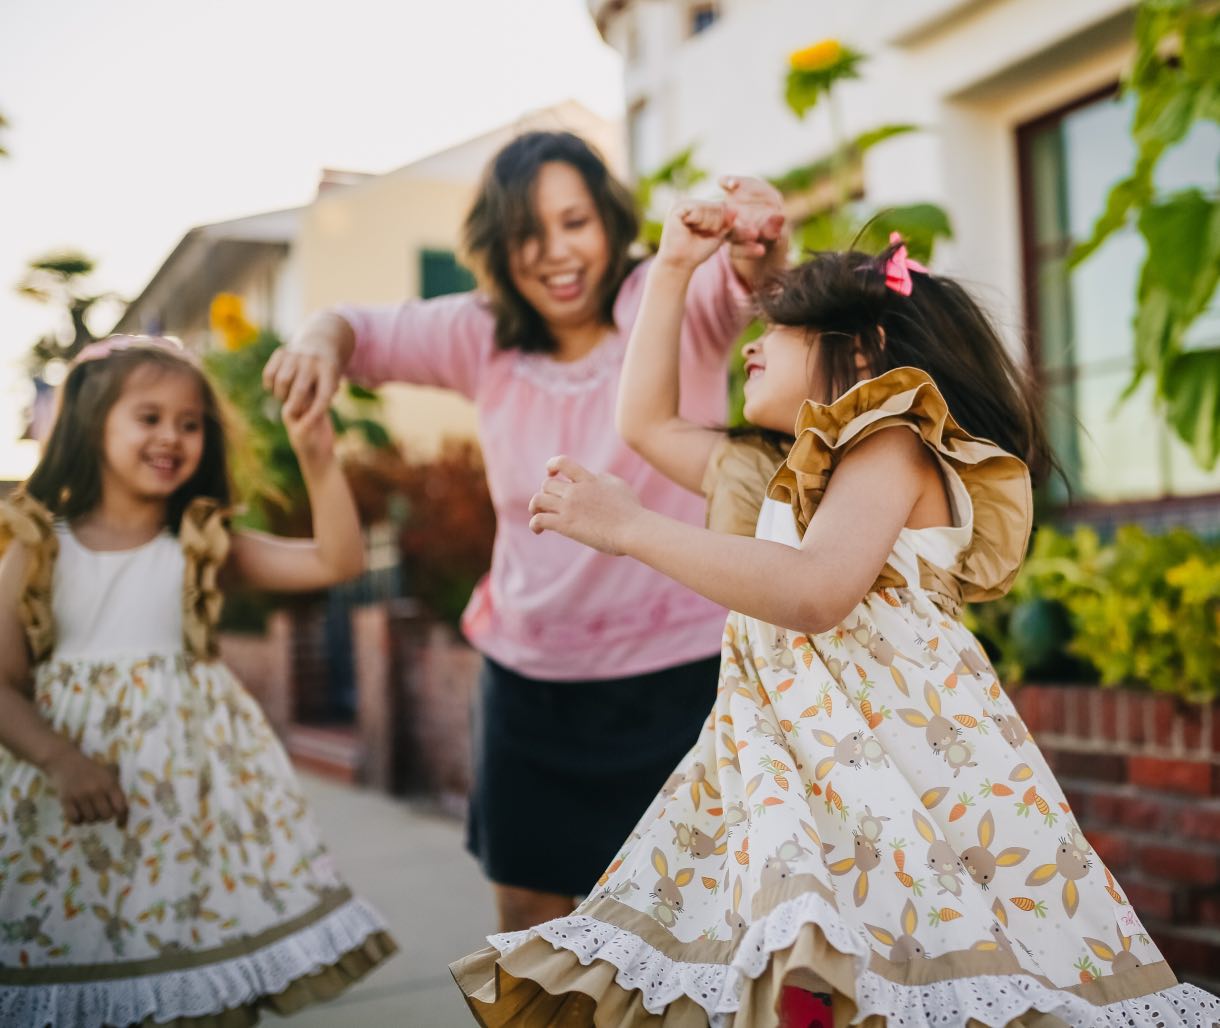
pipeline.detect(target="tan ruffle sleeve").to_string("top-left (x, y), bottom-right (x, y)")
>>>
top-left (0, 491), bottom-right (59, 662)
top-left (701, 434), bottom-right (788, 537)
top-left (180, 497), bottom-right (232, 660)
top-left (767, 366), bottom-right (1033, 604)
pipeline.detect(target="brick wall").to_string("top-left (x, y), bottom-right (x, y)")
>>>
top-left (1015, 685), bottom-right (1220, 995)
top-left (218, 611), bottom-right (293, 737)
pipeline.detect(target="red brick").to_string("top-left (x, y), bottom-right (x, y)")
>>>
top-left (1014, 686), bottom-right (1042, 732)
top-left (1062, 691), bottom-right (1087, 741)
top-left (1098, 691), bottom-right (1122, 743)
top-left (1150, 695), bottom-right (1176, 749)
top-left (1044, 748), bottom-right (1127, 783)
top-left (1179, 805), bottom-right (1220, 844)
top-left (1045, 687), bottom-right (1067, 734)
top-left (1122, 878), bottom-right (1177, 922)
top-left (1148, 927), bottom-right (1220, 978)
top-left (1085, 828), bottom-right (1133, 870)
top-left (1197, 895), bottom-right (1220, 928)
top-left (1138, 843), bottom-right (1220, 886)
top-left (1182, 705), bottom-right (1204, 752)
top-left (1128, 755), bottom-right (1212, 796)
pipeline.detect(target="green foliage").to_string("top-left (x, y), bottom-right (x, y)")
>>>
top-left (968, 524), bottom-right (1220, 702)
top-left (767, 124), bottom-right (917, 194)
top-left (635, 146), bottom-right (709, 251)
top-left (1070, 0), bottom-right (1220, 468)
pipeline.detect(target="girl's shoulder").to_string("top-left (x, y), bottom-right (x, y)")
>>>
top-left (0, 491), bottom-right (58, 661)
top-left (769, 366), bottom-right (1033, 602)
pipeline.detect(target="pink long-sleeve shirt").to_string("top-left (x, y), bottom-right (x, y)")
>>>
top-left (339, 248), bottom-right (750, 681)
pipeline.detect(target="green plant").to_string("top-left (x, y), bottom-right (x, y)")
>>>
top-left (1070, 0), bottom-right (1220, 469)
top-left (968, 524), bottom-right (1220, 702)
top-left (634, 146), bottom-right (709, 251)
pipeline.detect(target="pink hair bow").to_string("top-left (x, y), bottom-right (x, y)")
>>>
top-left (74, 334), bottom-right (188, 365)
top-left (884, 232), bottom-right (927, 297)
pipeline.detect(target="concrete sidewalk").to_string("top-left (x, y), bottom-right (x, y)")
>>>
top-left (270, 773), bottom-right (496, 1027)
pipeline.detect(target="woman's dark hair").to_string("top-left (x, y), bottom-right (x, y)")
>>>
top-left (25, 340), bottom-right (234, 532)
top-left (756, 244), bottom-right (1055, 484)
top-left (462, 130), bottom-right (640, 353)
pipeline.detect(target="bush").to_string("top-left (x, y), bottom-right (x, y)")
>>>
top-left (968, 525), bottom-right (1220, 702)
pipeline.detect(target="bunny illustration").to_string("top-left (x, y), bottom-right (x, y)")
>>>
top-left (650, 847), bottom-right (694, 928)
top-left (828, 812), bottom-right (885, 906)
top-left (864, 899), bottom-right (928, 962)
top-left (846, 618), bottom-right (922, 694)
top-left (724, 876), bottom-right (747, 944)
top-left (812, 729), bottom-right (888, 779)
top-left (760, 835), bottom-right (814, 891)
top-left (1024, 826), bottom-right (1094, 918)
top-left (1083, 924), bottom-right (1142, 973)
top-left (990, 711), bottom-right (1030, 751)
top-left (897, 683), bottom-right (978, 777)
top-left (671, 821), bottom-right (727, 860)
top-left (911, 810), bottom-right (966, 898)
top-left (960, 809), bottom-right (1029, 891)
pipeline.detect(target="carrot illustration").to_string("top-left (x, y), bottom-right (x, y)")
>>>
top-left (735, 838), bottom-right (749, 866)
top-left (1009, 896), bottom-right (1048, 918)
top-left (800, 705), bottom-right (821, 718)
top-left (1103, 866), bottom-right (1128, 905)
top-left (927, 907), bottom-right (962, 924)
top-left (702, 876), bottom-right (718, 890)
top-left (979, 779), bottom-right (1013, 798)
top-left (953, 714), bottom-right (979, 729)
top-left (776, 678), bottom-right (795, 693)
top-left (763, 796), bottom-right (784, 807)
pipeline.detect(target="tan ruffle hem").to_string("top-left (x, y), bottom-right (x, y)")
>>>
top-left (143, 930), bottom-right (398, 1028)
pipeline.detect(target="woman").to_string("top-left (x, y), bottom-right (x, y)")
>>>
top-left (264, 131), bottom-right (785, 932)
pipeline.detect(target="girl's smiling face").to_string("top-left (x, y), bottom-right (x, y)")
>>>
top-left (741, 326), bottom-right (820, 433)
top-left (101, 365), bottom-right (206, 502)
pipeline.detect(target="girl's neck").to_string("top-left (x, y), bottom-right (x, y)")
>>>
top-left (548, 319), bottom-right (612, 363)
top-left (73, 492), bottom-right (169, 550)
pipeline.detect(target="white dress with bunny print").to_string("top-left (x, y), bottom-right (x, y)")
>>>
top-left (453, 368), bottom-right (1219, 1027)
top-left (0, 497), bottom-right (394, 1028)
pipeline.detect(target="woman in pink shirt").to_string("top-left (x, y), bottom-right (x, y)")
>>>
top-left (265, 131), bottom-right (785, 932)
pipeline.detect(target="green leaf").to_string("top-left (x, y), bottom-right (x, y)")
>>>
top-left (1162, 349), bottom-right (1220, 469)
top-left (857, 204), bottom-right (954, 264)
top-left (345, 383), bottom-right (378, 402)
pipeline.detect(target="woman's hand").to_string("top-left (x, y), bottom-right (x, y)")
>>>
top-left (263, 311), bottom-right (354, 421)
top-left (44, 747), bottom-right (127, 827)
top-left (528, 456), bottom-right (645, 556)
top-left (720, 176), bottom-right (787, 285)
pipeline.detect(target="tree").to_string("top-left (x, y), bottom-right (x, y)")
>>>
top-left (17, 251), bottom-right (121, 372)
top-left (1071, 0), bottom-right (1220, 469)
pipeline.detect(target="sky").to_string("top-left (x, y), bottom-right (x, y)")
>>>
top-left (0, 0), bottom-right (623, 479)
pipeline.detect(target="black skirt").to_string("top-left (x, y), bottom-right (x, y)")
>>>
top-left (466, 654), bottom-right (720, 896)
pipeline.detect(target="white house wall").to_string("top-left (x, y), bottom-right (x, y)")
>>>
top-left (604, 0), bottom-right (1136, 356)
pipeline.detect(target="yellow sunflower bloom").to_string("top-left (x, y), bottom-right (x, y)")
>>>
top-left (789, 39), bottom-right (843, 72)
top-left (209, 293), bottom-right (258, 352)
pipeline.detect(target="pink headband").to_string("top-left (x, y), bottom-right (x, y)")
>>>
top-left (74, 335), bottom-right (192, 366)
top-left (883, 232), bottom-right (928, 297)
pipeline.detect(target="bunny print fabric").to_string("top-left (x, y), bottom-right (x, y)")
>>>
top-left (452, 369), bottom-right (1219, 1027)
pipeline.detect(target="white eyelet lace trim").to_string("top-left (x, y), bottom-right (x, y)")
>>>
top-left (511, 336), bottom-right (626, 395)
top-left (1, 897), bottom-right (388, 1028)
top-left (488, 893), bottom-right (1220, 1028)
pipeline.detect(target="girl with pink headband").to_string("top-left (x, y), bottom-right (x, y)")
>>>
top-left (451, 207), bottom-right (1218, 1025)
top-left (0, 336), bottom-right (396, 1025)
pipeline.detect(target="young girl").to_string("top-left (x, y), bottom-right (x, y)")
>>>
top-left (0, 337), bottom-right (395, 1026)
top-left (450, 208), bottom-right (1220, 1025)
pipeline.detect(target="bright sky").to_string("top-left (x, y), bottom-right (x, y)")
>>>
top-left (0, 0), bottom-right (623, 479)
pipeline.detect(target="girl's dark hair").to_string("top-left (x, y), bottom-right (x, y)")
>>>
top-left (462, 130), bottom-right (640, 353)
top-left (25, 340), bottom-right (233, 532)
top-left (756, 244), bottom-right (1055, 484)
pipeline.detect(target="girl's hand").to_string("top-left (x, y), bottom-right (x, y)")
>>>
top-left (283, 406), bottom-right (337, 478)
top-left (720, 176), bottom-right (786, 262)
top-left (528, 456), bottom-right (644, 556)
top-left (656, 201), bottom-right (738, 273)
top-left (44, 748), bottom-right (127, 827)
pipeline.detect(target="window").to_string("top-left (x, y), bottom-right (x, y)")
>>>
top-left (1018, 89), bottom-right (1220, 505)
top-left (689, 3), bottom-right (718, 36)
top-left (419, 248), bottom-right (476, 300)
